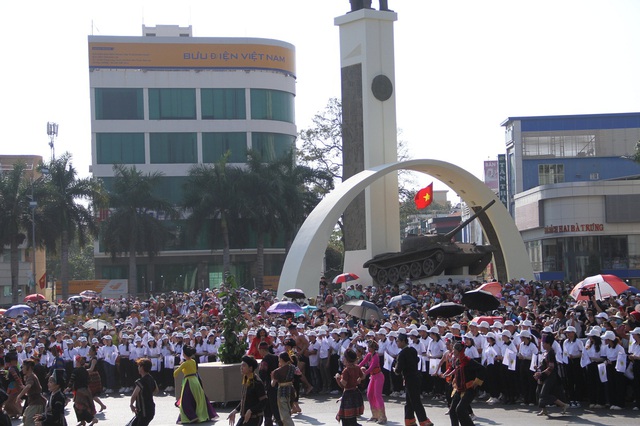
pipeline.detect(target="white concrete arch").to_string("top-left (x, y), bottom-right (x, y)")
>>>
top-left (277, 159), bottom-right (534, 299)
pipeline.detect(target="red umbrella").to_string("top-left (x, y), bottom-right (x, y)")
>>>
top-left (477, 282), bottom-right (502, 297)
top-left (570, 274), bottom-right (629, 301)
top-left (332, 273), bottom-right (359, 284)
top-left (24, 293), bottom-right (46, 302)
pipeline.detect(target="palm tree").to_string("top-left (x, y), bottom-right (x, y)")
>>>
top-left (0, 162), bottom-right (33, 304)
top-left (100, 165), bottom-right (177, 295)
top-left (272, 150), bottom-right (334, 252)
top-left (239, 151), bottom-right (284, 291)
top-left (38, 153), bottom-right (105, 300)
top-left (182, 153), bottom-right (242, 276)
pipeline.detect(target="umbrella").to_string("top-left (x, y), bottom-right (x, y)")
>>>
top-left (5, 304), bottom-right (35, 318)
top-left (283, 289), bottom-right (306, 299)
top-left (341, 300), bottom-right (384, 320)
top-left (79, 290), bottom-right (100, 298)
top-left (68, 296), bottom-right (85, 303)
top-left (24, 293), bottom-right (46, 302)
top-left (83, 319), bottom-right (114, 331)
top-left (333, 273), bottom-right (359, 284)
top-left (266, 301), bottom-right (302, 315)
top-left (477, 282), bottom-right (503, 297)
top-left (624, 286), bottom-right (640, 295)
top-left (471, 316), bottom-right (504, 326)
top-left (387, 294), bottom-right (417, 308)
top-left (0, 309), bottom-right (6, 316)
top-left (302, 305), bottom-right (318, 315)
top-left (346, 289), bottom-right (364, 299)
top-left (427, 302), bottom-right (466, 318)
top-left (570, 274), bottom-right (630, 301)
top-left (461, 290), bottom-right (500, 311)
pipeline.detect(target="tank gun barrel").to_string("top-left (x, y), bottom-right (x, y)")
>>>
top-left (444, 199), bottom-right (496, 240)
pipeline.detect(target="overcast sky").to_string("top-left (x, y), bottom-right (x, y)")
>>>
top-left (1, 0), bottom-right (639, 200)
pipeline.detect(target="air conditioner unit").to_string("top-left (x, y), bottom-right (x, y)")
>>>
top-left (590, 173), bottom-right (599, 180)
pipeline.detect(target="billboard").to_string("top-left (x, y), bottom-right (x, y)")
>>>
top-left (498, 154), bottom-right (507, 207)
top-left (483, 160), bottom-right (499, 191)
top-left (89, 41), bottom-right (296, 75)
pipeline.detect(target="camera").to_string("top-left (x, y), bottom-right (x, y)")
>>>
top-left (580, 288), bottom-right (595, 297)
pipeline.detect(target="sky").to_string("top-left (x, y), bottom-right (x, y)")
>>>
top-left (1, 0), bottom-right (639, 201)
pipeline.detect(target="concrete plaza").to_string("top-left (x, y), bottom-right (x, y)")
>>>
top-left (28, 390), bottom-right (638, 426)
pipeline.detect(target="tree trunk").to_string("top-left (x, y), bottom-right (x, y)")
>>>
top-left (10, 239), bottom-right (20, 305)
top-left (221, 213), bottom-right (231, 275)
top-left (129, 231), bottom-right (137, 296)
top-left (60, 230), bottom-right (70, 300)
top-left (255, 230), bottom-right (264, 292)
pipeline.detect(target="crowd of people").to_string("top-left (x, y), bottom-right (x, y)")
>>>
top-left (0, 276), bottom-right (639, 425)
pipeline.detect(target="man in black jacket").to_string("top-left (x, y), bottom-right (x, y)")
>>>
top-left (447, 342), bottom-right (486, 426)
top-left (394, 332), bottom-right (433, 426)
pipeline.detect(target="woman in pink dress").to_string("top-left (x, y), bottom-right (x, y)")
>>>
top-left (359, 340), bottom-right (386, 424)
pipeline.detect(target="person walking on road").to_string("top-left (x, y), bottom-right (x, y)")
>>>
top-left (129, 358), bottom-right (158, 426)
top-left (394, 332), bottom-right (433, 426)
top-left (447, 342), bottom-right (486, 426)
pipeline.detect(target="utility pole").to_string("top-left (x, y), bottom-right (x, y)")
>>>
top-left (47, 122), bottom-right (58, 161)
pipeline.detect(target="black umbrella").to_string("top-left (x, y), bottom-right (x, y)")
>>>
top-left (341, 300), bottom-right (384, 320)
top-left (283, 288), bottom-right (306, 299)
top-left (461, 289), bottom-right (500, 312)
top-left (387, 294), bottom-right (417, 308)
top-left (427, 302), bottom-right (466, 318)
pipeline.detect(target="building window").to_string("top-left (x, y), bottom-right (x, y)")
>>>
top-left (250, 89), bottom-right (295, 123)
top-left (251, 132), bottom-right (295, 162)
top-left (538, 164), bottom-right (564, 185)
top-left (523, 134), bottom-right (596, 158)
top-left (96, 133), bottom-right (145, 164)
top-left (150, 133), bottom-right (197, 164)
top-left (601, 235), bottom-right (628, 269)
top-left (201, 89), bottom-right (246, 119)
top-left (202, 132), bottom-right (247, 163)
top-left (149, 89), bottom-right (196, 119)
top-left (95, 88), bottom-right (143, 120)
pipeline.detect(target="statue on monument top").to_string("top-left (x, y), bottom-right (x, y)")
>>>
top-left (349, 0), bottom-right (390, 12)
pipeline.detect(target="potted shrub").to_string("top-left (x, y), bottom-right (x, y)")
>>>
top-left (175, 274), bottom-right (246, 403)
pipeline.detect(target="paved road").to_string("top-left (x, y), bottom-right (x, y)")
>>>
top-left (18, 390), bottom-right (638, 426)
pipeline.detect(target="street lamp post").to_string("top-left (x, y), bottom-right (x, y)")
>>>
top-left (29, 196), bottom-right (37, 293)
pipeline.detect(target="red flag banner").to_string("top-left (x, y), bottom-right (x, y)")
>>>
top-left (414, 183), bottom-right (434, 210)
top-left (38, 272), bottom-right (46, 289)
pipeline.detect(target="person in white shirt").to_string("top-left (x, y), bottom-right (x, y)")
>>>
top-left (562, 326), bottom-right (585, 407)
top-left (517, 330), bottom-right (538, 405)
top-left (628, 327), bottom-right (640, 411)
top-left (483, 332), bottom-right (502, 404)
top-left (100, 335), bottom-right (119, 394)
top-left (583, 327), bottom-right (606, 408)
top-left (500, 330), bottom-right (518, 404)
top-left (602, 330), bottom-right (626, 410)
top-left (118, 334), bottom-right (133, 393)
top-left (317, 330), bottom-right (332, 393)
top-left (306, 331), bottom-right (321, 392)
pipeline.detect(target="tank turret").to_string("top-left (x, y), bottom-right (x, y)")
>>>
top-left (363, 200), bottom-right (496, 285)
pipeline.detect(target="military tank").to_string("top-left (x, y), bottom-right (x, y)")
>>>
top-left (363, 200), bottom-right (497, 285)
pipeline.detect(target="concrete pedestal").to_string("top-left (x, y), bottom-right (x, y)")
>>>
top-left (174, 362), bottom-right (242, 404)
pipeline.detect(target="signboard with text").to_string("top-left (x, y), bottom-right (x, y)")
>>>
top-left (484, 160), bottom-right (499, 191)
top-left (89, 41), bottom-right (296, 75)
top-left (498, 154), bottom-right (507, 207)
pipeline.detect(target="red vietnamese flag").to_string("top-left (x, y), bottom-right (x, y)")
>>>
top-left (38, 272), bottom-right (46, 289)
top-left (414, 183), bottom-right (434, 209)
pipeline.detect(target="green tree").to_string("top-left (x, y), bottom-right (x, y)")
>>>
top-left (271, 151), bottom-right (334, 251)
top-left (37, 153), bottom-right (105, 300)
top-left (239, 151), bottom-right (283, 291)
top-left (0, 162), bottom-right (33, 304)
top-left (100, 165), bottom-right (177, 295)
top-left (182, 153), bottom-right (243, 276)
top-left (47, 239), bottom-right (95, 282)
top-left (217, 274), bottom-right (247, 364)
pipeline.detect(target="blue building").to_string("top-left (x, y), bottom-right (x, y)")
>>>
top-left (502, 112), bottom-right (640, 284)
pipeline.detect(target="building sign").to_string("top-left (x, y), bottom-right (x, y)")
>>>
top-left (484, 160), bottom-right (499, 191)
top-left (89, 41), bottom-right (296, 75)
top-left (544, 223), bottom-right (604, 234)
top-left (497, 154), bottom-right (507, 206)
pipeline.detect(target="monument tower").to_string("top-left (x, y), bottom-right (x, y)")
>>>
top-left (335, 1), bottom-right (400, 284)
